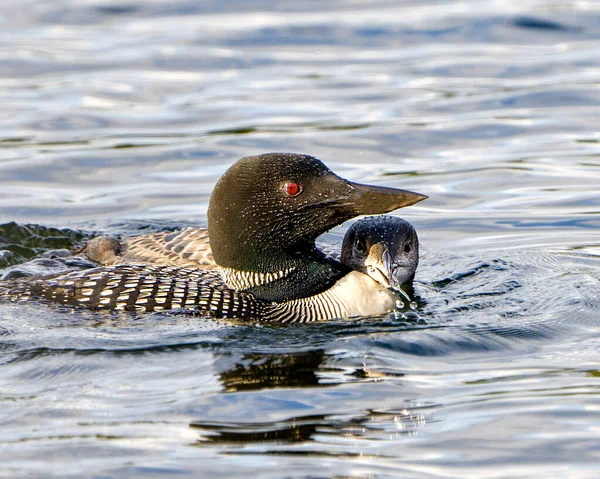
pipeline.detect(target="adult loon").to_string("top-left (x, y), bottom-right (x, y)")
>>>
top-left (83, 216), bottom-right (419, 292)
top-left (0, 153), bottom-right (426, 322)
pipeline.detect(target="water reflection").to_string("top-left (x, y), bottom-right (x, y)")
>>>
top-left (192, 415), bottom-right (321, 445)
top-left (217, 350), bottom-right (326, 392)
top-left (189, 348), bottom-right (438, 447)
top-left (191, 405), bottom-right (434, 446)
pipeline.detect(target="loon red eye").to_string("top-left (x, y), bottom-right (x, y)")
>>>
top-left (283, 181), bottom-right (302, 197)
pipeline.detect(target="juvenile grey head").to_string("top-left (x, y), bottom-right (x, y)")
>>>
top-left (341, 216), bottom-right (419, 290)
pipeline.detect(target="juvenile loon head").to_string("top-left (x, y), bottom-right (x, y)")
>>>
top-left (341, 216), bottom-right (419, 290)
top-left (207, 153), bottom-right (426, 280)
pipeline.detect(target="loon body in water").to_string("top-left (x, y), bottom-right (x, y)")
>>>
top-left (83, 216), bottom-right (419, 292)
top-left (0, 153), bottom-right (426, 322)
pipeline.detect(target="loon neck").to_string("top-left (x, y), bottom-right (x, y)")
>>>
top-left (220, 243), bottom-right (351, 303)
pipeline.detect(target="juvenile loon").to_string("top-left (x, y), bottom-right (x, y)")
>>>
top-left (0, 153), bottom-right (426, 322)
top-left (342, 216), bottom-right (419, 291)
top-left (82, 216), bottom-right (419, 292)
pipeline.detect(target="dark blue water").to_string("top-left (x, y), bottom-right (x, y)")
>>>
top-left (1, 1), bottom-right (599, 477)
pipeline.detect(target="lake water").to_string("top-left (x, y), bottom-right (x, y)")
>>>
top-left (1, 0), bottom-right (599, 477)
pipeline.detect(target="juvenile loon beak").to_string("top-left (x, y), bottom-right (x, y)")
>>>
top-left (345, 182), bottom-right (427, 215)
top-left (366, 247), bottom-right (392, 289)
top-left (365, 246), bottom-right (413, 301)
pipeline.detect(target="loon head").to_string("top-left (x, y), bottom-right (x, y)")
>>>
top-left (208, 153), bottom-right (426, 274)
top-left (341, 216), bottom-right (419, 290)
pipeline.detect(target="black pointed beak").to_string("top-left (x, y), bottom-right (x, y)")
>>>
top-left (344, 181), bottom-right (427, 215)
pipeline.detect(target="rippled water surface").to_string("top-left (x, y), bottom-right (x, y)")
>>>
top-left (1, 1), bottom-right (600, 477)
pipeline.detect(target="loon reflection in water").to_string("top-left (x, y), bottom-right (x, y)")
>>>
top-left (0, 153), bottom-right (426, 322)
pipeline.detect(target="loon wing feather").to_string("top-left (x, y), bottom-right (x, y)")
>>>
top-left (122, 227), bottom-right (216, 268)
top-left (0, 264), bottom-right (270, 318)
